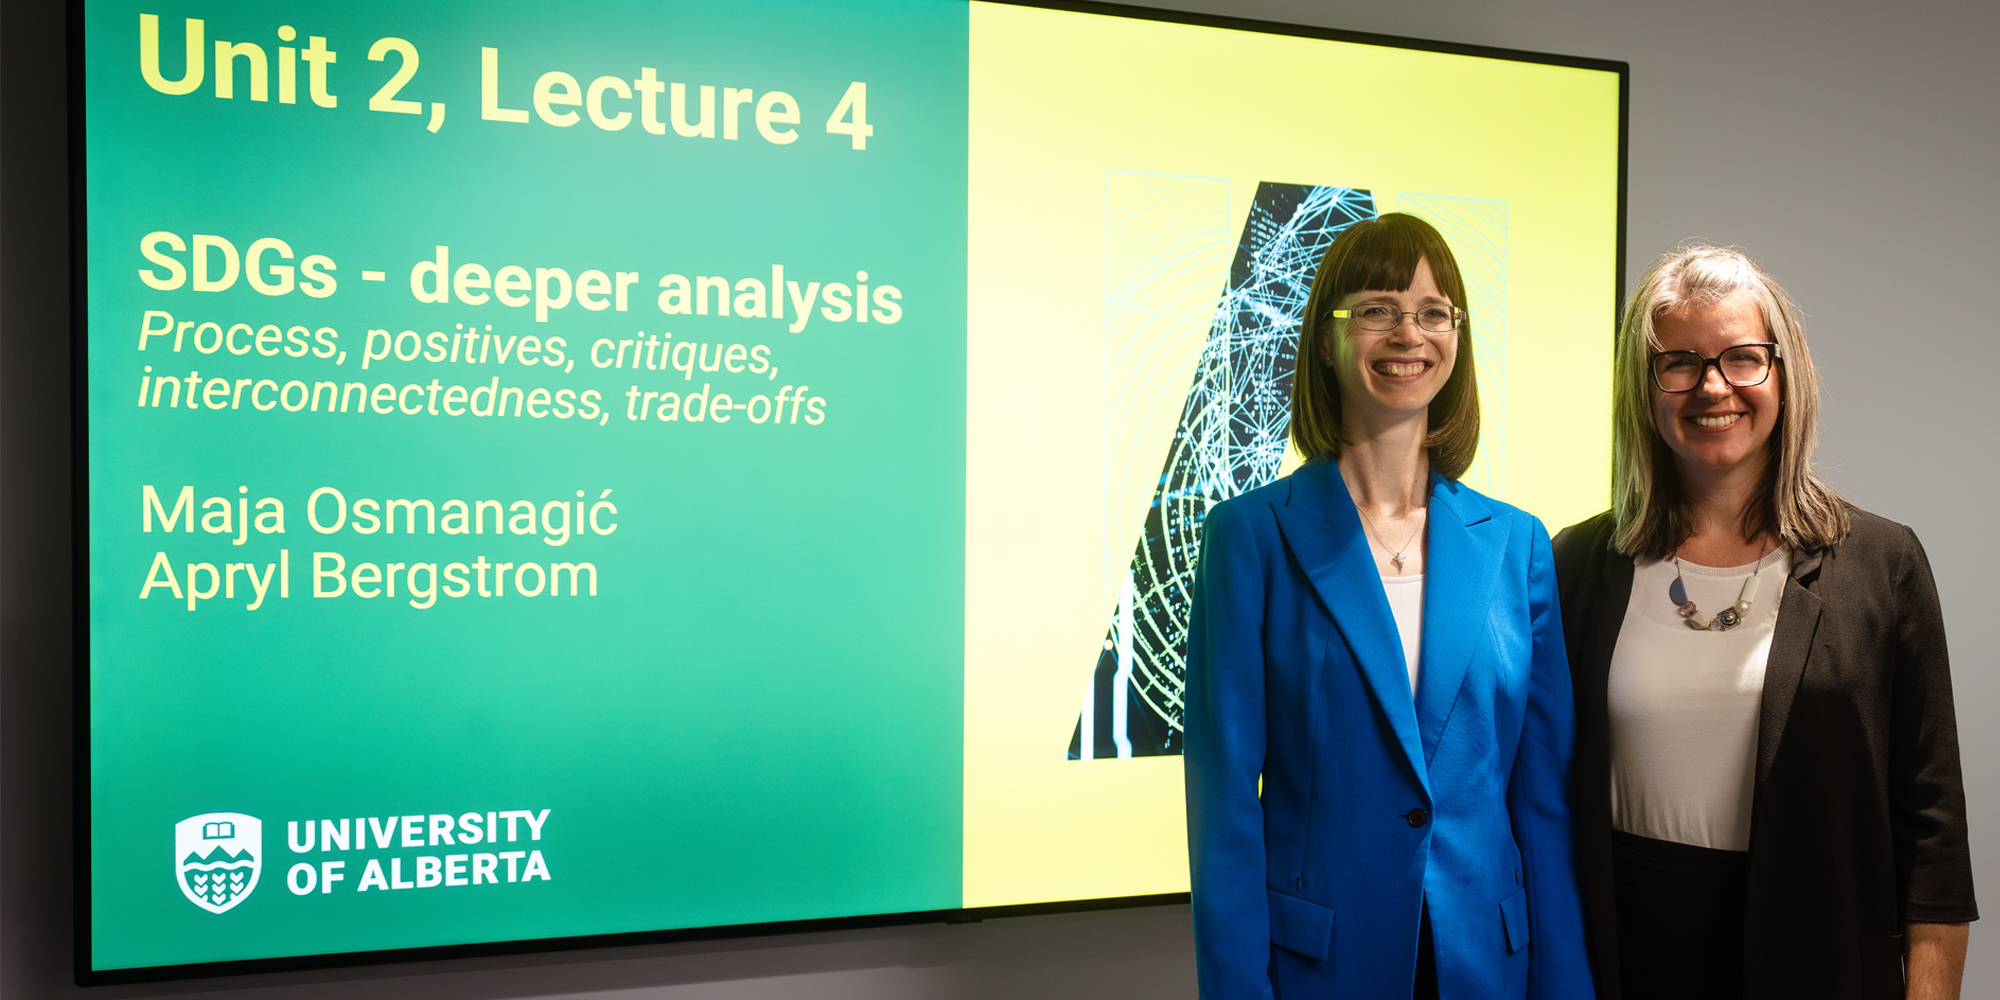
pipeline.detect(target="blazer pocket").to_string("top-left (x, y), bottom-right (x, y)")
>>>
top-left (1267, 887), bottom-right (1335, 960)
top-left (1498, 886), bottom-right (1530, 954)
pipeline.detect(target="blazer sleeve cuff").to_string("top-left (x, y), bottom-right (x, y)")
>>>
top-left (1903, 901), bottom-right (1980, 924)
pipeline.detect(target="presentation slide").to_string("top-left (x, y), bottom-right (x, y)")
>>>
top-left (82, 0), bottom-right (1621, 976)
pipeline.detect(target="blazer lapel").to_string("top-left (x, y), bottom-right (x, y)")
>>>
top-left (1582, 542), bottom-right (1636, 691)
top-left (1414, 475), bottom-right (1503, 763)
top-left (1757, 547), bottom-right (1825, 787)
top-left (1271, 460), bottom-right (1427, 788)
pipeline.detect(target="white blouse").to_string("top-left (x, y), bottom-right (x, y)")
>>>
top-left (1381, 572), bottom-right (1425, 697)
top-left (1607, 548), bottom-right (1789, 851)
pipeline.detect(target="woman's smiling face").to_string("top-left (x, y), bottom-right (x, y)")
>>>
top-left (1323, 256), bottom-right (1459, 426)
top-left (1649, 293), bottom-right (1782, 483)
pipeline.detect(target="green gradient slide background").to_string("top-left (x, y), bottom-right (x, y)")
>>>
top-left (87, 0), bottom-right (967, 970)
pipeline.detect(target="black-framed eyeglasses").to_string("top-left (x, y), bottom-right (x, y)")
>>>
top-left (1648, 342), bottom-right (1779, 393)
top-left (1331, 302), bottom-right (1465, 333)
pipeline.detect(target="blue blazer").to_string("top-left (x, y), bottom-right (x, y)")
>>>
top-left (1185, 459), bottom-right (1593, 999)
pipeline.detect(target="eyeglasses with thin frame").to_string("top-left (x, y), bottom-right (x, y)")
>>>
top-left (1648, 342), bottom-right (1780, 393)
top-left (1331, 302), bottom-right (1465, 333)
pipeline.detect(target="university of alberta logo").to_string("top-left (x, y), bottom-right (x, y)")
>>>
top-left (175, 813), bottom-right (261, 913)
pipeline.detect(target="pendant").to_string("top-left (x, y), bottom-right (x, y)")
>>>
top-left (1670, 552), bottom-right (1762, 633)
top-left (1677, 599), bottom-right (1748, 631)
top-left (1390, 554), bottom-right (1404, 571)
top-left (1676, 601), bottom-right (1712, 630)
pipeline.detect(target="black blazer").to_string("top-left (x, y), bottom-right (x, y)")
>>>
top-left (1552, 509), bottom-right (1977, 1000)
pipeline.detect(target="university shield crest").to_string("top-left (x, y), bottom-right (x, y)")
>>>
top-left (174, 813), bottom-right (261, 913)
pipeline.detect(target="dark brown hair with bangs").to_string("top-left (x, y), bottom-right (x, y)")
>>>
top-left (1288, 212), bottom-right (1480, 479)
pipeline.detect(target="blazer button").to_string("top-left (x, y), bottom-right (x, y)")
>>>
top-left (1405, 808), bottom-right (1429, 828)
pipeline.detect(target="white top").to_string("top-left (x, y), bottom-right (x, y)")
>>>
top-left (1608, 548), bottom-right (1789, 851)
top-left (1381, 572), bottom-right (1425, 697)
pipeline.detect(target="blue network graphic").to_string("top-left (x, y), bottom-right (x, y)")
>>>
top-left (1071, 183), bottom-right (1376, 760)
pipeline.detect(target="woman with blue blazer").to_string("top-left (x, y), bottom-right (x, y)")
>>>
top-left (1185, 213), bottom-right (1593, 999)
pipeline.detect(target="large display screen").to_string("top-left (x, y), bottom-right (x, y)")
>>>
top-left (81, 0), bottom-right (1624, 979)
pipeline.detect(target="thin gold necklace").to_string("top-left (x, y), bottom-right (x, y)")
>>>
top-left (1356, 503), bottom-right (1424, 572)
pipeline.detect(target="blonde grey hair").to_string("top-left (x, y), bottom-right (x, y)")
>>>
top-left (1611, 243), bottom-right (1849, 558)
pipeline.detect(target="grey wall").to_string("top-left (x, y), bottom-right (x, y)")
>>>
top-left (9, 0), bottom-right (1996, 996)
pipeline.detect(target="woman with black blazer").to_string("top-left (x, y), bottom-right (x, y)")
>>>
top-left (1552, 244), bottom-right (1976, 1000)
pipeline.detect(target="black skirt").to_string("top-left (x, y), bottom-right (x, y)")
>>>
top-left (1612, 829), bottom-right (1751, 1000)
top-left (1413, 901), bottom-right (1438, 1000)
